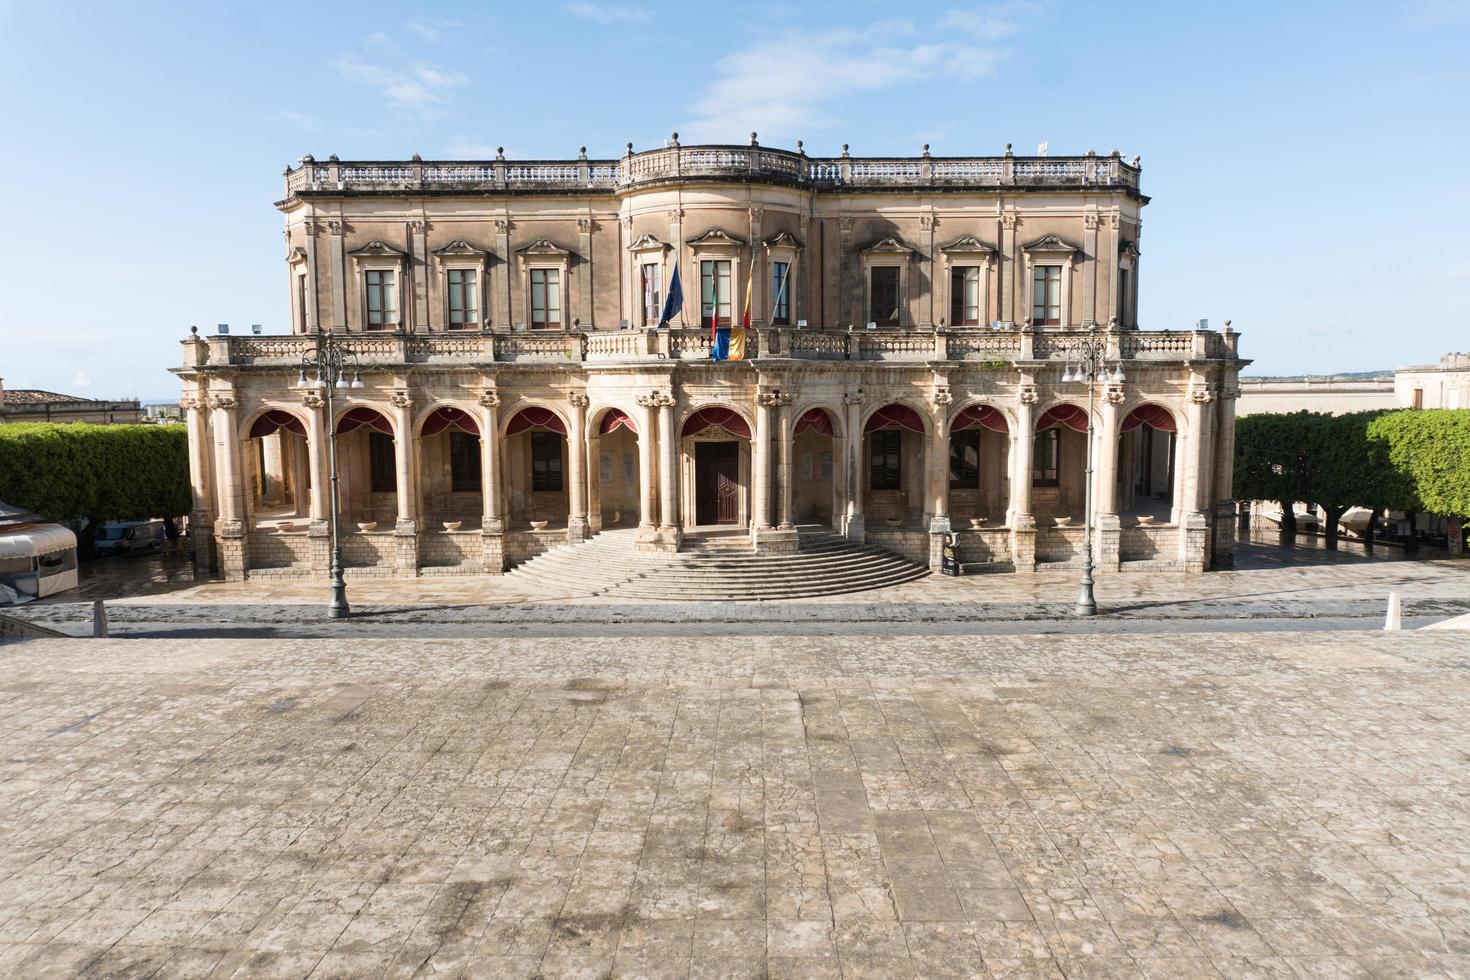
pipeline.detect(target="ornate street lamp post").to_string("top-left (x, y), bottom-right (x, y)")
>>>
top-left (1059, 335), bottom-right (1125, 616)
top-left (296, 334), bottom-right (364, 619)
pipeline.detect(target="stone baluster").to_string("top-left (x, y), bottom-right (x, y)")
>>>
top-left (567, 393), bottom-right (589, 543)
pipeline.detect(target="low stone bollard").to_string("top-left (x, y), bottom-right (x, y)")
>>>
top-left (92, 600), bottom-right (108, 638)
top-left (1384, 592), bottom-right (1402, 631)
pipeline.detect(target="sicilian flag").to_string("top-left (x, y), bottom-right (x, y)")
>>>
top-left (728, 262), bottom-right (751, 361)
top-left (657, 262), bottom-right (684, 328)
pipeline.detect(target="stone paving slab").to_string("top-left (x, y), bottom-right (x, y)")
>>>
top-left (1, 631), bottom-right (1468, 977)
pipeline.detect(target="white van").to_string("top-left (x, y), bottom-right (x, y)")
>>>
top-left (94, 520), bottom-right (167, 557)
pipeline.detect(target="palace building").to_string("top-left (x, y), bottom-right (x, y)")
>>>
top-left (173, 137), bottom-right (1246, 586)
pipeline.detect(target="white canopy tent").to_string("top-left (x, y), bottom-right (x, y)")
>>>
top-left (0, 512), bottom-right (78, 603)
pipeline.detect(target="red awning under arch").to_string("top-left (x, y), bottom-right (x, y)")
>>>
top-left (681, 407), bottom-right (752, 439)
top-left (950, 404), bottom-right (1008, 434)
top-left (336, 407), bottom-right (394, 435)
top-left (248, 410), bottom-right (306, 439)
top-left (1122, 404), bottom-right (1177, 433)
top-left (794, 408), bottom-right (834, 436)
top-left (505, 406), bottom-right (567, 435)
top-left (864, 404), bottom-right (925, 434)
top-left (1036, 404), bottom-right (1089, 433)
top-left (599, 409), bottom-right (636, 435)
top-left (422, 406), bottom-right (479, 437)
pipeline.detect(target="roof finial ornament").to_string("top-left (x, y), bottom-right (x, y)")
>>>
top-left (496, 147), bottom-right (505, 160)
top-left (579, 146), bottom-right (587, 159)
top-left (626, 141), bottom-right (633, 155)
top-left (328, 153), bottom-right (340, 162)
top-left (922, 143), bottom-right (930, 157)
top-left (1003, 143), bottom-right (1012, 157)
top-left (796, 140), bottom-right (804, 154)
top-left (670, 132), bottom-right (680, 146)
top-left (411, 153), bottom-right (422, 162)
top-left (750, 131), bottom-right (758, 146)
top-left (841, 143), bottom-right (850, 158)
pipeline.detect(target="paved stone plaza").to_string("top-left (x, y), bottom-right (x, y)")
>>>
top-left (2, 627), bottom-right (1468, 978)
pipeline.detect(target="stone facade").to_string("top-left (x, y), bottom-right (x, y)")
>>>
top-left (173, 139), bottom-right (1246, 581)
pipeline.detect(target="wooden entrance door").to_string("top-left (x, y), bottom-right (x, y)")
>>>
top-left (695, 441), bottom-right (740, 525)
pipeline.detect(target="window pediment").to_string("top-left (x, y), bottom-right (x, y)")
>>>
top-left (687, 228), bottom-right (746, 248)
top-left (763, 231), bottom-right (805, 250)
top-left (433, 239), bottom-right (489, 258)
top-left (1020, 235), bottom-right (1079, 255)
top-left (348, 240), bottom-right (407, 260)
top-left (861, 237), bottom-right (913, 256)
top-left (286, 246), bottom-right (308, 266)
top-left (940, 236), bottom-right (994, 255)
top-left (627, 233), bottom-right (671, 253)
top-left (516, 239), bottom-right (570, 257)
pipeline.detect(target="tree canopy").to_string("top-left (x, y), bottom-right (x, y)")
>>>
top-left (0, 423), bottom-right (191, 523)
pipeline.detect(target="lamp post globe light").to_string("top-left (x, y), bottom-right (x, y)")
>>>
top-left (1058, 334), bottom-right (1124, 616)
top-left (296, 333), bottom-right (364, 619)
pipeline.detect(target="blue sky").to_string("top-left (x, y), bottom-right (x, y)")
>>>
top-left (2, 0), bottom-right (1467, 400)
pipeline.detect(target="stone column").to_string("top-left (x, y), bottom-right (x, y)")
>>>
top-left (843, 390), bottom-right (865, 543)
top-left (926, 388), bottom-right (952, 571)
top-left (1000, 211), bottom-right (1018, 324)
top-left (303, 392), bottom-right (330, 574)
top-left (753, 391), bottom-right (776, 533)
top-left (183, 393), bottom-right (217, 574)
top-left (657, 393), bottom-right (678, 534)
top-left (209, 393), bottom-right (247, 581)
top-left (577, 216), bottom-right (594, 328)
top-left (495, 217), bottom-right (512, 329)
top-left (777, 398), bottom-right (795, 529)
top-left (1180, 380), bottom-right (1214, 573)
top-left (1095, 390), bottom-right (1123, 572)
top-left (567, 393), bottom-right (590, 543)
top-left (634, 394), bottom-right (658, 544)
top-left (1082, 211), bottom-right (1099, 327)
top-left (1008, 385), bottom-right (1037, 572)
top-left (476, 388), bottom-right (504, 573)
top-left (390, 390), bottom-right (418, 575)
top-left (1211, 379), bottom-right (1240, 568)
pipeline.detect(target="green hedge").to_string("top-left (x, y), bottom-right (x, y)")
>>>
top-left (0, 423), bottom-right (191, 522)
top-left (1367, 410), bottom-right (1470, 520)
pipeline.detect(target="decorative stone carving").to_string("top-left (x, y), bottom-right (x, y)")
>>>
top-left (327, 220), bottom-right (344, 235)
top-left (842, 390), bottom-right (865, 406)
top-left (568, 393), bottom-right (590, 408)
top-left (477, 388), bottom-right (500, 408)
top-left (1018, 385), bottom-right (1039, 406)
top-left (493, 218), bottom-right (511, 234)
top-left (666, 207), bottom-right (684, 221)
top-left (390, 390), bottom-right (413, 409)
top-left (838, 217), bottom-right (856, 235)
top-left (1220, 385), bottom-right (1240, 402)
top-left (408, 220), bottom-right (427, 234)
top-left (576, 217), bottom-right (593, 234)
top-left (1189, 386), bottom-right (1215, 404)
top-left (1001, 212), bottom-right (1018, 230)
top-left (1104, 386), bottom-right (1126, 406)
top-left (208, 394), bottom-right (237, 411)
top-left (939, 236), bottom-right (994, 255)
top-left (1020, 235), bottom-right (1080, 254)
top-left (919, 213), bottom-right (935, 231)
top-left (931, 385), bottom-right (953, 406)
top-left (301, 391), bottom-right (325, 410)
top-left (1083, 212), bottom-right (1100, 231)
top-left (635, 393), bottom-right (660, 409)
top-left (686, 228), bottom-right (746, 247)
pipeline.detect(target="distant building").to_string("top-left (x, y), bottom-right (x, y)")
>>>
top-left (0, 380), bottom-right (142, 424)
top-left (1238, 353), bottom-right (1470, 416)
top-left (1396, 353), bottom-right (1470, 409)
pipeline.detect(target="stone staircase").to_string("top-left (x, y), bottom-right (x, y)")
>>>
top-left (504, 525), bottom-right (929, 600)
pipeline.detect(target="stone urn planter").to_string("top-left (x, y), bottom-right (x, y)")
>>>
top-left (276, 522), bottom-right (296, 533)
top-left (1054, 516), bottom-right (1074, 527)
top-left (442, 521), bottom-right (463, 531)
top-left (356, 521), bottom-right (378, 532)
top-left (884, 517), bottom-right (902, 528)
top-left (530, 520), bottom-right (549, 531)
top-left (969, 517), bottom-right (987, 529)
top-left (1136, 515), bottom-right (1156, 527)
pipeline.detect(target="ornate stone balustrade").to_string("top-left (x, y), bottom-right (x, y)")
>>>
top-left (203, 327), bottom-right (1233, 368)
top-left (282, 144), bottom-right (1142, 198)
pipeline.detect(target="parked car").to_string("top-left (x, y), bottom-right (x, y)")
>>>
top-left (94, 520), bottom-right (167, 557)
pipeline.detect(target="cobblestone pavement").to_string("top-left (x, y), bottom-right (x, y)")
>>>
top-left (2, 631), bottom-right (1468, 977)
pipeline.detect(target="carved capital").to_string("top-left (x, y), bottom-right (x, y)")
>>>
top-left (207, 394), bottom-right (237, 411)
top-left (408, 219), bottom-right (427, 234)
top-left (327, 219), bottom-right (344, 236)
top-left (666, 207), bottom-right (684, 222)
top-left (748, 207), bottom-right (764, 225)
top-left (1083, 212), bottom-right (1100, 231)
top-left (652, 391), bottom-right (676, 408)
top-left (1189, 386), bottom-right (1215, 404)
top-left (919, 213), bottom-right (936, 231)
top-left (576, 217), bottom-right (593, 234)
top-left (301, 391), bottom-right (325, 410)
top-left (1104, 386), bottom-right (1126, 406)
top-left (931, 385), bottom-right (953, 406)
top-left (1001, 212), bottom-right (1018, 231)
top-left (1220, 385), bottom-right (1240, 402)
top-left (1109, 210), bottom-right (1122, 228)
top-left (477, 388), bottom-right (500, 408)
top-left (842, 390), bottom-right (865, 406)
top-left (493, 218), bottom-right (511, 235)
top-left (1018, 384), bottom-right (1039, 406)
top-left (303, 218), bottom-right (321, 236)
top-left (635, 393), bottom-right (659, 408)
top-left (568, 392), bottom-right (590, 408)
top-left (838, 217), bottom-right (856, 235)
top-left (390, 390), bottom-right (413, 410)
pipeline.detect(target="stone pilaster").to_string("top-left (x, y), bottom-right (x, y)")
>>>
top-left (843, 389), bottom-right (865, 543)
top-left (1095, 512), bottom-right (1121, 573)
top-left (634, 393), bottom-right (661, 550)
top-left (478, 386), bottom-right (505, 573)
top-left (567, 392), bottom-right (590, 543)
top-left (1009, 384), bottom-right (1037, 572)
top-left (215, 519), bottom-right (248, 583)
top-left (390, 389), bottom-right (418, 575)
top-left (655, 391), bottom-right (681, 550)
top-left (754, 388), bottom-right (798, 554)
top-left (308, 520), bottom-right (330, 574)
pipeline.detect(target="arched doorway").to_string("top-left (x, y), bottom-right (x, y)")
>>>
top-left (419, 406), bottom-right (481, 528)
top-left (948, 404), bottom-right (1009, 525)
top-left (863, 404), bottom-right (926, 528)
top-left (1032, 404), bottom-right (1088, 521)
top-left (1120, 404), bottom-right (1179, 523)
top-left (681, 407), bottom-right (751, 528)
top-left (590, 408), bottom-right (640, 529)
top-left (243, 410), bottom-right (310, 529)
top-left (792, 407), bottom-right (839, 526)
top-left (335, 407), bottom-right (397, 526)
top-left (504, 406), bottom-right (569, 529)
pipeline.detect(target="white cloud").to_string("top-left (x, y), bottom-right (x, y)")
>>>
top-left (334, 49), bottom-right (470, 117)
top-left (565, 3), bottom-right (650, 25)
top-left (679, 8), bottom-right (1033, 143)
top-left (276, 111), bottom-right (318, 132)
top-left (72, 370), bottom-right (93, 389)
top-left (406, 17), bottom-right (459, 41)
top-left (445, 139), bottom-right (504, 159)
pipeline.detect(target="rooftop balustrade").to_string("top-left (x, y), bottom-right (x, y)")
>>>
top-left (191, 325), bottom-right (1236, 370)
top-left (282, 143), bottom-right (1141, 199)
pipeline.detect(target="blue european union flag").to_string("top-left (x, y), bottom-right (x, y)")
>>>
top-left (711, 327), bottom-right (731, 361)
top-left (657, 262), bottom-right (683, 327)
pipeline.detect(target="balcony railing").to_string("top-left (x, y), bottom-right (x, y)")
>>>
top-left (197, 326), bottom-right (1236, 369)
top-left (282, 144), bottom-right (1141, 197)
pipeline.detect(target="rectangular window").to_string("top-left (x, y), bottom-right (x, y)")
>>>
top-left (640, 263), bottom-right (662, 326)
top-left (1033, 429), bottom-right (1059, 486)
top-left (700, 260), bottom-right (732, 328)
top-left (365, 270), bottom-right (398, 329)
top-left (771, 261), bottom-right (791, 325)
top-left (530, 268), bottom-right (561, 329)
top-left (449, 431), bottom-right (481, 492)
top-left (949, 266), bottom-right (980, 326)
top-left (531, 432), bottom-right (564, 491)
top-left (870, 267), bottom-right (900, 326)
top-left (869, 430), bottom-right (902, 491)
top-left (369, 431), bottom-right (396, 493)
top-left (949, 430), bottom-right (980, 489)
top-left (1031, 265), bottom-right (1061, 325)
top-left (447, 269), bottom-right (479, 329)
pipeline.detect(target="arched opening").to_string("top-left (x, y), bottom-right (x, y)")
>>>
top-left (1032, 404), bottom-right (1088, 522)
top-left (335, 407), bottom-right (397, 527)
top-left (948, 404), bottom-right (1009, 527)
top-left (1120, 404), bottom-right (1179, 524)
top-left (504, 407), bottom-right (569, 530)
top-left (864, 404), bottom-right (926, 528)
top-left (792, 407), bottom-right (839, 526)
top-left (681, 407), bottom-right (751, 528)
top-left (243, 410), bottom-right (310, 529)
top-left (589, 408), bottom-right (640, 530)
top-left (419, 406), bottom-right (482, 529)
